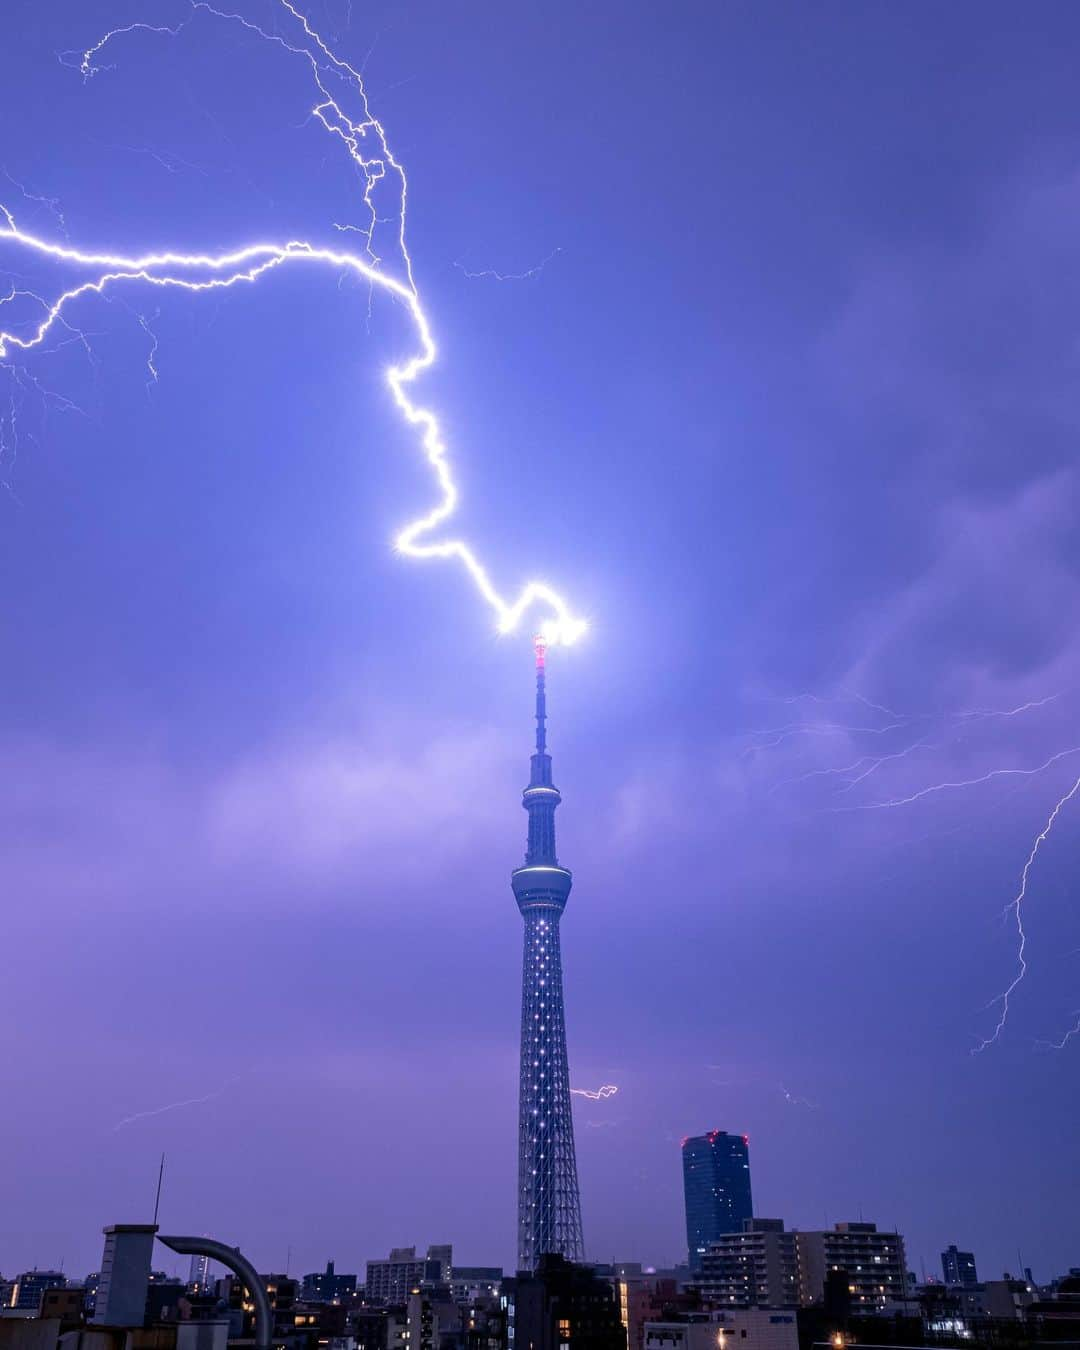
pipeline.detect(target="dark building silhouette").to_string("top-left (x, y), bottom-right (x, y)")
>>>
top-left (505, 1255), bottom-right (625, 1350)
top-left (301, 1262), bottom-right (357, 1304)
top-left (513, 639), bottom-right (584, 1270)
top-left (941, 1245), bottom-right (978, 1288)
top-left (681, 1132), bottom-right (752, 1270)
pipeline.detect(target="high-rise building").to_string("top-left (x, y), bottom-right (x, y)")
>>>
top-left (513, 638), bottom-right (584, 1272)
top-left (941, 1246), bottom-right (978, 1288)
top-left (189, 1253), bottom-right (211, 1292)
top-left (795, 1223), bottom-right (906, 1315)
top-left (699, 1219), bottom-right (799, 1307)
top-left (681, 1132), bottom-right (753, 1270)
top-left (91, 1224), bottom-right (158, 1327)
top-left (365, 1247), bottom-right (452, 1303)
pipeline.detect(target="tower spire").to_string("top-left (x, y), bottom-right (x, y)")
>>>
top-left (534, 634), bottom-right (547, 757)
top-left (512, 638), bottom-right (584, 1271)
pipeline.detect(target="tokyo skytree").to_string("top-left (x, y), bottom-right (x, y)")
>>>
top-left (511, 636), bottom-right (584, 1271)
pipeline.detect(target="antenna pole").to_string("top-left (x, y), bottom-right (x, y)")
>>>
top-left (153, 1153), bottom-right (165, 1226)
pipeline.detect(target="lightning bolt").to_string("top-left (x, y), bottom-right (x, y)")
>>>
top-left (453, 247), bottom-right (562, 282)
top-left (1036, 1012), bottom-right (1080, 1052)
top-left (570, 1084), bottom-right (618, 1100)
top-left (3, 1), bottom-right (586, 648)
top-left (972, 772), bottom-right (1080, 1054)
top-left (754, 690), bottom-right (1080, 1048)
top-left (837, 745), bottom-right (1080, 813)
top-left (112, 1076), bottom-right (241, 1131)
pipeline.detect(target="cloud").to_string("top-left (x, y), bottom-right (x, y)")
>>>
top-left (0, 718), bottom-right (516, 916)
top-left (206, 724), bottom-right (512, 883)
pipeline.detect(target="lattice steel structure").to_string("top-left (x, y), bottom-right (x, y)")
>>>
top-left (512, 636), bottom-right (584, 1272)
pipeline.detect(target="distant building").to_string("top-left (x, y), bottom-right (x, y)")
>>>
top-left (264, 1274), bottom-right (300, 1338)
top-left (699, 1220), bottom-right (799, 1308)
top-left (616, 1276), bottom-right (699, 1350)
top-left (7, 1273), bottom-right (66, 1313)
top-left (302, 1263), bottom-right (358, 1305)
top-left (81, 1275), bottom-right (100, 1319)
top-left (450, 1269), bottom-right (503, 1303)
top-left (351, 1306), bottom-right (394, 1350)
top-left (365, 1248), bottom-right (452, 1304)
top-left (681, 1133), bottom-right (753, 1271)
top-left (981, 1278), bottom-right (1036, 1320)
top-left (504, 1254), bottom-right (625, 1350)
top-left (39, 1288), bottom-right (84, 1329)
top-left (406, 1288), bottom-right (459, 1350)
top-left (646, 1310), bottom-right (796, 1350)
top-left (795, 1223), bottom-right (906, 1316)
top-left (941, 1246), bottom-right (978, 1288)
top-left (188, 1255), bottom-right (211, 1293)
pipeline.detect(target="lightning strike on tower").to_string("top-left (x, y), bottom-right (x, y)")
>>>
top-left (0, 0), bottom-right (587, 648)
top-left (512, 635), bottom-right (585, 1270)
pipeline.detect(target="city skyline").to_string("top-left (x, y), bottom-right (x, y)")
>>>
top-left (3, 0), bottom-right (1080, 1288)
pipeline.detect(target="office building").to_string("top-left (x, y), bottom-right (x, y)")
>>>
top-left (941, 1246), bottom-right (978, 1288)
top-left (7, 1272), bottom-right (66, 1313)
top-left (91, 1225), bottom-right (157, 1327)
top-left (681, 1133), bottom-right (753, 1271)
top-left (513, 639), bottom-right (585, 1271)
top-left (795, 1223), bottom-right (906, 1315)
top-left (699, 1220), bottom-right (798, 1307)
top-left (365, 1247), bottom-right (451, 1304)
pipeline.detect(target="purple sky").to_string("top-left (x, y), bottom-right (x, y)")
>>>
top-left (2, 0), bottom-right (1080, 1288)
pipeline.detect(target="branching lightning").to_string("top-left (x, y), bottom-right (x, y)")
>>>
top-left (2, 0), bottom-right (586, 647)
top-left (569, 1084), bottom-right (618, 1100)
top-left (754, 689), bottom-right (1080, 1050)
top-left (453, 247), bottom-right (562, 282)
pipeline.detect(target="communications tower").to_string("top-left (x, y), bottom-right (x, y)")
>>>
top-left (512, 635), bottom-right (584, 1271)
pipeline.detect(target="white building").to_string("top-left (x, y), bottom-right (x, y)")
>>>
top-left (365, 1248), bottom-right (452, 1304)
top-left (699, 1221), bottom-right (799, 1308)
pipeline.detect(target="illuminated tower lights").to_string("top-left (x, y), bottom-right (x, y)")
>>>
top-left (512, 636), bottom-right (584, 1272)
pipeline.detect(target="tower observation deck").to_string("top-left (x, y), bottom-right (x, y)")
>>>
top-left (512, 636), bottom-right (584, 1272)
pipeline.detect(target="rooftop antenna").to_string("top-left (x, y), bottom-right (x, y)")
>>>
top-left (153, 1153), bottom-right (166, 1226)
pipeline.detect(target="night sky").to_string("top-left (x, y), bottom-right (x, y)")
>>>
top-left (2, 0), bottom-right (1080, 1287)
